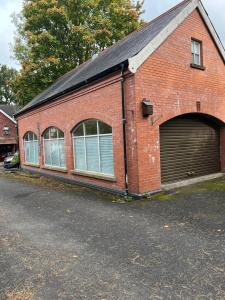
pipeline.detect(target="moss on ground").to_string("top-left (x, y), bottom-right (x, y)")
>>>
top-left (0, 170), bottom-right (123, 203)
top-left (143, 176), bottom-right (225, 203)
top-left (177, 177), bottom-right (225, 195)
top-left (1, 170), bottom-right (225, 204)
top-left (148, 192), bottom-right (176, 202)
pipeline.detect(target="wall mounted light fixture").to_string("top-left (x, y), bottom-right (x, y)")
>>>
top-left (142, 99), bottom-right (153, 117)
top-left (3, 126), bottom-right (9, 135)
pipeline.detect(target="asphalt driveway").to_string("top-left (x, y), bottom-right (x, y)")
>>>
top-left (1, 174), bottom-right (225, 299)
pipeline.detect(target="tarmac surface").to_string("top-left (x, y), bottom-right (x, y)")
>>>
top-left (1, 174), bottom-right (225, 299)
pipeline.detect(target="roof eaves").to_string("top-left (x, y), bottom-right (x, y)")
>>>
top-left (0, 109), bottom-right (17, 124)
top-left (14, 61), bottom-right (128, 118)
top-left (197, 0), bottom-right (225, 61)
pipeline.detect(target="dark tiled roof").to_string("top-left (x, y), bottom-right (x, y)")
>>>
top-left (17, 0), bottom-right (191, 115)
top-left (0, 105), bottom-right (17, 118)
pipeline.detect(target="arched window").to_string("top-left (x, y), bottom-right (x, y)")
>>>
top-left (24, 132), bottom-right (39, 165)
top-left (43, 127), bottom-right (66, 169)
top-left (73, 120), bottom-right (114, 175)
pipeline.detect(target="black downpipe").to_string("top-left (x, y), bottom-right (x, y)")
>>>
top-left (15, 123), bottom-right (20, 169)
top-left (121, 64), bottom-right (129, 196)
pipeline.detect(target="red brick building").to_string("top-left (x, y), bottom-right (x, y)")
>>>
top-left (0, 105), bottom-right (17, 161)
top-left (15, 0), bottom-right (225, 197)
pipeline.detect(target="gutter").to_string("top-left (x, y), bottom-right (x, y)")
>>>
top-left (14, 62), bottom-right (129, 118)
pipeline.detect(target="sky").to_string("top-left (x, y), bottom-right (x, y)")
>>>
top-left (0, 0), bottom-right (225, 69)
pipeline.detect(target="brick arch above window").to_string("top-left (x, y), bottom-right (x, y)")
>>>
top-left (69, 112), bottom-right (114, 133)
top-left (71, 118), bottom-right (112, 134)
top-left (42, 127), bottom-right (64, 139)
top-left (24, 131), bottom-right (38, 141)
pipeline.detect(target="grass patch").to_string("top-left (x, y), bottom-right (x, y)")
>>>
top-left (144, 192), bottom-right (176, 202)
top-left (177, 177), bottom-right (225, 195)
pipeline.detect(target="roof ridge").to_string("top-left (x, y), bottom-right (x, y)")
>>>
top-left (40, 0), bottom-right (192, 89)
top-left (19, 0), bottom-right (216, 117)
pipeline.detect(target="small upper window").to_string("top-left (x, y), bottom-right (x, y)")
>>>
top-left (191, 39), bottom-right (202, 66)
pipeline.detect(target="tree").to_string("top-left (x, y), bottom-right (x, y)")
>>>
top-left (0, 65), bottom-right (17, 105)
top-left (12, 0), bottom-right (144, 107)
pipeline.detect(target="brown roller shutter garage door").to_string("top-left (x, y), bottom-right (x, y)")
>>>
top-left (160, 114), bottom-right (220, 184)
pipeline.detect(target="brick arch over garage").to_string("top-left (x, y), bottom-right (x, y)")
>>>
top-left (159, 113), bottom-right (225, 184)
top-left (157, 111), bottom-right (225, 127)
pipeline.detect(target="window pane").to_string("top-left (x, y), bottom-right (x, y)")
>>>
top-left (85, 120), bottom-right (97, 135)
top-left (25, 142), bottom-right (30, 162)
top-left (191, 41), bottom-right (195, 53)
top-left (86, 136), bottom-right (99, 172)
top-left (50, 128), bottom-right (58, 139)
top-left (100, 136), bottom-right (114, 174)
top-left (74, 138), bottom-right (86, 170)
top-left (28, 132), bottom-right (33, 141)
top-left (194, 41), bottom-right (200, 55)
top-left (44, 130), bottom-right (50, 139)
top-left (29, 142), bottom-right (35, 163)
top-left (99, 122), bottom-right (112, 134)
top-left (74, 124), bottom-right (84, 137)
top-left (51, 140), bottom-right (59, 166)
top-left (34, 141), bottom-right (39, 164)
top-left (25, 133), bottom-right (29, 141)
top-left (58, 130), bottom-right (64, 139)
top-left (194, 54), bottom-right (200, 65)
top-left (44, 140), bottom-right (51, 165)
top-left (58, 139), bottom-right (66, 167)
top-left (25, 141), bottom-right (39, 164)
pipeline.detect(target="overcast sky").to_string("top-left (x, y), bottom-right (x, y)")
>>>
top-left (0, 0), bottom-right (225, 69)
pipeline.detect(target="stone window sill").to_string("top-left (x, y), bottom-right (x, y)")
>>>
top-left (24, 163), bottom-right (40, 168)
top-left (72, 170), bottom-right (116, 182)
top-left (42, 166), bottom-right (68, 173)
top-left (190, 63), bottom-right (206, 71)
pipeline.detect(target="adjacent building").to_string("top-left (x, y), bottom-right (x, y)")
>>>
top-left (0, 105), bottom-right (17, 161)
top-left (15, 0), bottom-right (225, 196)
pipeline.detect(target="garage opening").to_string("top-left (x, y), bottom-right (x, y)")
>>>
top-left (0, 144), bottom-right (16, 162)
top-left (160, 114), bottom-right (221, 184)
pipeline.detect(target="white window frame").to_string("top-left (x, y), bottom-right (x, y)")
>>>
top-left (24, 132), bottom-right (39, 165)
top-left (73, 120), bottom-right (114, 176)
top-left (43, 128), bottom-right (66, 169)
top-left (192, 39), bottom-right (202, 66)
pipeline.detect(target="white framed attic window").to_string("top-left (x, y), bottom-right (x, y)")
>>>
top-left (72, 120), bottom-right (114, 176)
top-left (191, 39), bottom-right (202, 66)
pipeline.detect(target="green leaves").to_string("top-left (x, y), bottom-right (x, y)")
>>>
top-left (0, 65), bottom-right (18, 105)
top-left (12, 0), bottom-right (144, 107)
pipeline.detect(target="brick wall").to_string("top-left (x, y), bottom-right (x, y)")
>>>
top-left (17, 9), bottom-right (225, 196)
top-left (18, 73), bottom-right (127, 192)
top-left (0, 112), bottom-right (17, 144)
top-left (134, 9), bottom-right (225, 193)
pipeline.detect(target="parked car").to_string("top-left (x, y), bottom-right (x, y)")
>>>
top-left (4, 152), bottom-right (20, 169)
